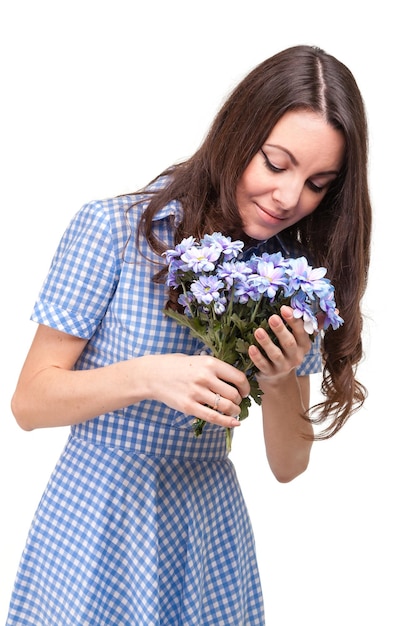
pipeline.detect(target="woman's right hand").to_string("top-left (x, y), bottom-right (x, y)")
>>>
top-left (143, 353), bottom-right (250, 429)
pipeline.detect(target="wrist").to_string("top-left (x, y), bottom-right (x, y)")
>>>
top-left (257, 367), bottom-right (298, 393)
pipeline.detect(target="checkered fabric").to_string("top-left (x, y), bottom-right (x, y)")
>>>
top-left (7, 179), bottom-right (322, 624)
top-left (7, 437), bottom-right (263, 625)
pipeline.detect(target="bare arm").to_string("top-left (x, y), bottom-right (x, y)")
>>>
top-left (248, 306), bottom-right (314, 483)
top-left (11, 324), bottom-right (250, 432)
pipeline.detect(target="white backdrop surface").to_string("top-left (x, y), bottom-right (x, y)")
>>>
top-left (1, 2), bottom-right (415, 624)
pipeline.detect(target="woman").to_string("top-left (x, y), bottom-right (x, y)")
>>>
top-left (7, 45), bottom-right (371, 625)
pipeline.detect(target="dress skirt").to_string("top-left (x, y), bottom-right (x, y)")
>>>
top-left (6, 434), bottom-right (265, 625)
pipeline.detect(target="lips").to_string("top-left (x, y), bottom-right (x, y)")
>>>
top-left (256, 203), bottom-right (287, 223)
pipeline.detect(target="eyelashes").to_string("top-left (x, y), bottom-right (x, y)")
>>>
top-left (260, 149), bottom-right (284, 173)
top-left (260, 148), bottom-right (325, 194)
top-left (307, 181), bottom-right (324, 193)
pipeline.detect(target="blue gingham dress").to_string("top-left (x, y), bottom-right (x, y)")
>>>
top-left (7, 182), bottom-right (321, 625)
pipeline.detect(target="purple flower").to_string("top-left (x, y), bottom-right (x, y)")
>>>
top-left (165, 236), bottom-right (196, 264)
top-left (291, 292), bottom-right (319, 334)
top-left (319, 290), bottom-right (344, 330)
top-left (213, 296), bottom-right (227, 315)
top-left (190, 275), bottom-right (225, 305)
top-left (178, 291), bottom-right (194, 315)
top-left (166, 258), bottom-right (186, 287)
top-left (181, 245), bottom-right (222, 273)
top-left (259, 251), bottom-right (287, 265)
top-left (248, 260), bottom-right (288, 299)
top-left (322, 308), bottom-right (344, 331)
top-left (200, 233), bottom-right (244, 261)
top-left (287, 257), bottom-right (328, 297)
top-left (217, 261), bottom-right (252, 288)
top-left (234, 279), bottom-right (262, 304)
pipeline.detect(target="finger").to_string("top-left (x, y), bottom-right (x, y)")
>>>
top-left (277, 309), bottom-right (311, 349)
top-left (252, 315), bottom-right (307, 370)
top-left (214, 360), bottom-right (250, 399)
top-left (268, 314), bottom-right (299, 353)
top-left (279, 306), bottom-right (306, 334)
top-left (206, 387), bottom-right (242, 417)
top-left (211, 392), bottom-right (221, 411)
top-left (200, 405), bottom-right (241, 428)
top-left (253, 317), bottom-right (297, 358)
top-left (249, 337), bottom-right (283, 371)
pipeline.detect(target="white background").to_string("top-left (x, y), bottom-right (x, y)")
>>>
top-left (0, 1), bottom-right (415, 624)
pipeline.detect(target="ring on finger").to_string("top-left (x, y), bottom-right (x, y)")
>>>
top-left (212, 393), bottom-right (221, 411)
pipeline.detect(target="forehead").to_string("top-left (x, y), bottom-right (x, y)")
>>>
top-left (265, 109), bottom-right (345, 171)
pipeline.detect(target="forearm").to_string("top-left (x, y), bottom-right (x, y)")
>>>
top-left (260, 372), bottom-right (313, 483)
top-left (11, 356), bottom-right (155, 431)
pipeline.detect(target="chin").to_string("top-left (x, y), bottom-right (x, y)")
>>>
top-left (243, 227), bottom-right (277, 242)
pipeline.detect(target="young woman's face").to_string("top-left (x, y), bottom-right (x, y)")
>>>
top-left (236, 109), bottom-right (345, 240)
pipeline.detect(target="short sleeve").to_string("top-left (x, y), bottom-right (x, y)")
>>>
top-left (296, 333), bottom-right (322, 376)
top-left (31, 201), bottom-right (120, 338)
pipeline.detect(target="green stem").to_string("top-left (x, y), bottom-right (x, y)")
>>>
top-left (225, 427), bottom-right (232, 453)
top-left (249, 295), bottom-right (263, 324)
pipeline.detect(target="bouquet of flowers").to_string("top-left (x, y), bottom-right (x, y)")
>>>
top-left (164, 232), bottom-right (343, 451)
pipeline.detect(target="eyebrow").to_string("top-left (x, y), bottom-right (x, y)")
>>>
top-left (264, 143), bottom-right (340, 176)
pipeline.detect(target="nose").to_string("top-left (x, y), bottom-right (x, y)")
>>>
top-left (271, 175), bottom-right (303, 210)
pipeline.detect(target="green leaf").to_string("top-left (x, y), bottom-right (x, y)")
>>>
top-left (249, 377), bottom-right (263, 405)
top-left (235, 337), bottom-right (250, 355)
top-left (238, 396), bottom-right (252, 421)
top-left (192, 418), bottom-right (206, 437)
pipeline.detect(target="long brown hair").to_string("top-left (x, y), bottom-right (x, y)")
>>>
top-left (133, 45), bottom-right (372, 439)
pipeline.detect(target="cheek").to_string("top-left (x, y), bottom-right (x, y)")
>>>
top-left (235, 174), bottom-right (253, 215)
top-left (236, 172), bottom-right (251, 201)
top-left (300, 192), bottom-right (324, 217)
top-left (236, 160), bottom-right (264, 198)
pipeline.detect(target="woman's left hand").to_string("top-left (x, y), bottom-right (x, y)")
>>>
top-left (248, 305), bottom-right (313, 383)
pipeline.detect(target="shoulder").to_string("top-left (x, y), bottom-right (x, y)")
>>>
top-left (66, 196), bottom-right (132, 239)
top-left (57, 197), bottom-right (134, 266)
top-left (97, 175), bottom-right (184, 228)
top-left (136, 174), bottom-right (184, 225)
top-left (74, 195), bottom-right (135, 228)
top-left (70, 185), bottom-right (181, 239)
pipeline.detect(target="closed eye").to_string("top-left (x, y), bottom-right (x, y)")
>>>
top-left (260, 149), bottom-right (284, 173)
top-left (261, 148), bottom-right (332, 194)
top-left (307, 180), bottom-right (325, 193)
